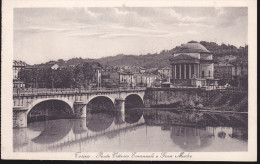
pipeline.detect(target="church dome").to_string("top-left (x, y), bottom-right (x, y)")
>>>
top-left (174, 41), bottom-right (210, 54)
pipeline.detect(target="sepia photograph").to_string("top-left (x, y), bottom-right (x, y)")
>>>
top-left (1, 0), bottom-right (257, 161)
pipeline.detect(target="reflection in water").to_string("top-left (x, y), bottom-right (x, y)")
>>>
top-left (217, 131), bottom-right (226, 138)
top-left (229, 127), bottom-right (248, 141)
top-left (14, 105), bottom-right (248, 152)
top-left (29, 119), bottom-right (73, 144)
top-left (72, 118), bottom-right (88, 134)
top-left (28, 100), bottom-right (73, 123)
top-left (170, 126), bottom-right (213, 151)
top-left (125, 94), bottom-right (144, 124)
top-left (86, 112), bottom-right (114, 132)
top-left (125, 108), bottom-right (143, 124)
top-left (87, 96), bottom-right (115, 113)
top-left (13, 128), bottom-right (28, 149)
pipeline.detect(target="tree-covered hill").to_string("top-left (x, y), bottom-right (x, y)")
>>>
top-left (95, 41), bottom-right (247, 68)
top-left (34, 41), bottom-right (248, 69)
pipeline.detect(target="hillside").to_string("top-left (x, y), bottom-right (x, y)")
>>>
top-left (95, 52), bottom-right (173, 69)
top-left (37, 41), bottom-right (248, 69)
top-left (95, 41), bottom-right (248, 68)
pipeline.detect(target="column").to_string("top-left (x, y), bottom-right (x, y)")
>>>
top-left (172, 65), bottom-right (175, 80)
top-left (114, 98), bottom-right (125, 123)
top-left (179, 64), bottom-right (182, 79)
top-left (197, 64), bottom-right (200, 78)
top-left (184, 64), bottom-right (187, 79)
top-left (13, 107), bottom-right (28, 128)
top-left (174, 65), bottom-right (177, 79)
top-left (74, 103), bottom-right (87, 118)
top-left (189, 64), bottom-right (192, 79)
top-left (194, 64), bottom-right (197, 78)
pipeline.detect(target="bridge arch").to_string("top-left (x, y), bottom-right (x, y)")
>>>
top-left (123, 93), bottom-right (144, 102)
top-left (27, 97), bottom-right (74, 116)
top-left (124, 94), bottom-right (144, 109)
top-left (86, 95), bottom-right (115, 112)
top-left (124, 94), bottom-right (144, 104)
top-left (86, 95), bottom-right (115, 105)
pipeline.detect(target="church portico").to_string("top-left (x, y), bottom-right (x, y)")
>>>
top-left (170, 41), bottom-right (217, 87)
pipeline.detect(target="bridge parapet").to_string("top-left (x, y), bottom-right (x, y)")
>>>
top-left (13, 87), bottom-right (146, 97)
top-left (13, 88), bottom-right (146, 128)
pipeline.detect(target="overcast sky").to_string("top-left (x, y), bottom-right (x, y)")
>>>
top-left (14, 7), bottom-right (248, 65)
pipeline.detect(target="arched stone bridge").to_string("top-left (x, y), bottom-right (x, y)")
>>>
top-left (13, 88), bottom-right (146, 128)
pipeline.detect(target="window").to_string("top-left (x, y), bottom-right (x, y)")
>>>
top-left (209, 71), bottom-right (210, 77)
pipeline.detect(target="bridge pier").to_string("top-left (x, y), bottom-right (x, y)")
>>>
top-left (73, 118), bottom-right (88, 134)
top-left (74, 101), bottom-right (87, 118)
top-left (114, 98), bottom-right (125, 123)
top-left (13, 106), bottom-right (28, 128)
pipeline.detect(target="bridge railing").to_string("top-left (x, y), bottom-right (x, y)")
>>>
top-left (13, 87), bottom-right (147, 96)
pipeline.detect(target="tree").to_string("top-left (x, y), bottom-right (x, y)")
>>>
top-left (240, 75), bottom-right (248, 91)
top-left (229, 79), bottom-right (239, 87)
top-left (218, 79), bottom-right (226, 86)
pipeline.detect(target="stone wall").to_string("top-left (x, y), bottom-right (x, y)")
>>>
top-left (143, 88), bottom-right (248, 112)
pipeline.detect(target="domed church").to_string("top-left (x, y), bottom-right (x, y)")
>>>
top-left (169, 41), bottom-right (218, 87)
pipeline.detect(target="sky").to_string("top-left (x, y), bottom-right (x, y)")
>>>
top-left (14, 7), bottom-right (248, 65)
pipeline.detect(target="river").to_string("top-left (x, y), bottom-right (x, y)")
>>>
top-left (13, 108), bottom-right (248, 152)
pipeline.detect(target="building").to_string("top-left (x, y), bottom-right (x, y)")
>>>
top-left (87, 61), bottom-right (103, 88)
top-left (134, 73), bottom-right (158, 87)
top-left (13, 60), bottom-right (27, 88)
top-left (101, 71), bottom-right (119, 88)
top-left (101, 71), bottom-right (111, 85)
top-left (146, 68), bottom-right (158, 74)
top-left (13, 60), bottom-right (27, 80)
top-left (232, 65), bottom-right (242, 78)
top-left (240, 61), bottom-right (248, 76)
top-left (158, 67), bottom-right (172, 80)
top-left (119, 72), bottom-right (135, 88)
top-left (119, 65), bottom-right (145, 74)
top-left (104, 66), bottom-right (119, 72)
top-left (134, 73), bottom-right (147, 87)
top-left (218, 55), bottom-right (237, 63)
top-left (169, 41), bottom-right (217, 87)
top-left (227, 60), bottom-right (248, 79)
top-left (214, 63), bottom-right (233, 81)
top-left (146, 73), bottom-right (158, 87)
top-left (140, 67), bottom-right (146, 73)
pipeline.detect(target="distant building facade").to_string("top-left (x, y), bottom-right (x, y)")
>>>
top-left (214, 63), bottom-right (233, 81)
top-left (158, 67), bottom-right (171, 78)
top-left (134, 73), bottom-right (158, 87)
top-left (169, 41), bottom-right (217, 87)
top-left (87, 61), bottom-right (103, 88)
top-left (101, 71), bottom-right (119, 88)
top-left (119, 72), bottom-right (135, 88)
top-left (13, 60), bottom-right (27, 88)
top-left (13, 60), bottom-right (27, 80)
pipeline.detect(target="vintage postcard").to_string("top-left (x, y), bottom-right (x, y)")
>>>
top-left (1, 0), bottom-right (257, 161)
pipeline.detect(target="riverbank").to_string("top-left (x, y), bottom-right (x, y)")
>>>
top-left (143, 88), bottom-right (248, 112)
top-left (143, 107), bottom-right (248, 128)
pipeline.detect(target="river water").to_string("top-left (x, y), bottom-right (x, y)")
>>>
top-left (13, 108), bottom-right (248, 152)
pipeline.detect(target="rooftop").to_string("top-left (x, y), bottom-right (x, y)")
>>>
top-left (174, 42), bottom-right (211, 54)
top-left (170, 54), bottom-right (198, 60)
top-left (160, 67), bottom-right (171, 70)
top-left (13, 60), bottom-right (27, 67)
top-left (215, 63), bottom-right (234, 67)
